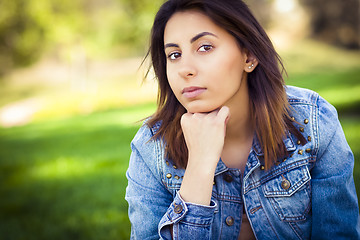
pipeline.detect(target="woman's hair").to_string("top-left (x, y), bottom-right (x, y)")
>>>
top-left (146, 0), bottom-right (305, 169)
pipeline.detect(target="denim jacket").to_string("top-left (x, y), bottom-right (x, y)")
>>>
top-left (125, 86), bottom-right (360, 239)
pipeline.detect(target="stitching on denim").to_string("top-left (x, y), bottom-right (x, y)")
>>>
top-left (288, 100), bottom-right (315, 106)
top-left (244, 157), bottom-right (315, 194)
top-left (266, 182), bottom-right (311, 222)
top-left (262, 167), bottom-right (311, 197)
top-left (313, 93), bottom-right (320, 160)
top-left (289, 222), bottom-right (303, 240)
top-left (178, 219), bottom-right (212, 227)
top-left (260, 159), bottom-right (309, 183)
top-left (250, 205), bottom-right (262, 214)
top-left (253, 189), bottom-right (281, 239)
top-left (215, 197), bottom-right (242, 203)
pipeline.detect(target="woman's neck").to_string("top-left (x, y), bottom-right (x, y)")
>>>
top-left (225, 103), bottom-right (254, 144)
top-left (224, 76), bottom-right (254, 144)
top-left (221, 90), bottom-right (254, 171)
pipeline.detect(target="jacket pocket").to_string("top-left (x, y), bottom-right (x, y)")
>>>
top-left (262, 165), bottom-right (311, 222)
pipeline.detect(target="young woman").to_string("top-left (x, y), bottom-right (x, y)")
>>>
top-left (125, 0), bottom-right (360, 239)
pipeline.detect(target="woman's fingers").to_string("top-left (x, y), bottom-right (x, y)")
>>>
top-left (180, 106), bottom-right (230, 163)
top-left (217, 106), bottom-right (230, 133)
top-left (217, 106), bottom-right (230, 123)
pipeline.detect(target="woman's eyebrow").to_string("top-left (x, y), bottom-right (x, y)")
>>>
top-left (164, 43), bottom-right (179, 49)
top-left (190, 32), bottom-right (218, 43)
top-left (164, 32), bottom-right (218, 49)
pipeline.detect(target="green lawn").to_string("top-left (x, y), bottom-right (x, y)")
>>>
top-left (0, 103), bottom-right (156, 239)
top-left (0, 40), bottom-right (359, 239)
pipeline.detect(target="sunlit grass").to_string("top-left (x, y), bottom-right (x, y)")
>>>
top-left (0, 103), bottom-right (156, 240)
top-left (30, 157), bottom-right (96, 179)
top-left (340, 116), bottom-right (360, 197)
top-left (281, 40), bottom-right (360, 112)
top-left (0, 57), bottom-right (157, 126)
top-left (279, 39), bottom-right (360, 73)
top-left (319, 85), bottom-right (360, 107)
top-left (30, 76), bottom-right (157, 121)
top-left (286, 68), bottom-right (360, 112)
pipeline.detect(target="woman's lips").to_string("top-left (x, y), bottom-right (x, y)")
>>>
top-left (182, 87), bottom-right (206, 98)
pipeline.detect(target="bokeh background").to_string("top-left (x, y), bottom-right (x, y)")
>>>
top-left (0, 0), bottom-right (359, 239)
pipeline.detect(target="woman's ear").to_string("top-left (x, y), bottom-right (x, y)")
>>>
top-left (244, 53), bottom-right (258, 73)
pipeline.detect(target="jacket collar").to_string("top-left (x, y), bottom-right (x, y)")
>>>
top-left (252, 131), bottom-right (296, 156)
top-left (214, 131), bottom-right (296, 176)
top-left (214, 159), bottom-right (229, 176)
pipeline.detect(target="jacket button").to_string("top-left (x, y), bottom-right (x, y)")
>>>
top-left (281, 179), bottom-right (291, 190)
top-left (297, 140), bottom-right (301, 145)
top-left (166, 173), bottom-right (172, 179)
top-left (307, 136), bottom-right (312, 142)
top-left (305, 148), bottom-right (311, 153)
top-left (225, 216), bottom-right (234, 226)
top-left (298, 149), bottom-right (303, 155)
top-left (304, 119), bottom-right (309, 124)
top-left (299, 127), bottom-right (304, 132)
top-left (174, 204), bottom-right (183, 214)
top-left (223, 173), bottom-right (233, 182)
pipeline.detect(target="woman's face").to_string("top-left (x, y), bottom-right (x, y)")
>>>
top-left (164, 10), bottom-right (254, 113)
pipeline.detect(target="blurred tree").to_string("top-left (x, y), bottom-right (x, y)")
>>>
top-left (245, 0), bottom-right (274, 28)
top-left (111, 0), bottom-right (163, 54)
top-left (0, 0), bottom-right (89, 76)
top-left (0, 0), bottom-right (163, 77)
top-left (300, 0), bottom-right (359, 49)
top-left (0, 0), bottom-right (47, 75)
top-left (1, 0), bottom-right (358, 78)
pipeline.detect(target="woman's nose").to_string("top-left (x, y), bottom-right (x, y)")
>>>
top-left (178, 57), bottom-right (197, 79)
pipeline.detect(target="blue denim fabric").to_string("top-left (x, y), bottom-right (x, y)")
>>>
top-left (125, 86), bottom-right (360, 239)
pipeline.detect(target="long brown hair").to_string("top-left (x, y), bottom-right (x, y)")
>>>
top-left (146, 0), bottom-right (305, 170)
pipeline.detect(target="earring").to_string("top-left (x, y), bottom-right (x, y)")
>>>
top-left (248, 63), bottom-right (254, 69)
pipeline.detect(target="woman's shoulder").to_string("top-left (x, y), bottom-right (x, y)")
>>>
top-left (130, 119), bottom-right (184, 194)
top-left (131, 119), bottom-right (161, 146)
top-left (130, 119), bottom-right (165, 167)
top-left (129, 119), bottom-right (165, 177)
top-left (286, 85), bottom-right (319, 105)
top-left (285, 85), bottom-right (337, 116)
top-left (285, 85), bottom-right (345, 160)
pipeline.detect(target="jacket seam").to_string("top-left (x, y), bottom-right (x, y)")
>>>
top-left (312, 93), bottom-right (320, 164)
top-left (255, 188), bottom-right (281, 240)
top-left (289, 222), bottom-right (304, 240)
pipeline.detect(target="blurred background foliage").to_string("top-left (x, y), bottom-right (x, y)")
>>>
top-left (0, 0), bottom-right (358, 76)
top-left (0, 0), bottom-right (163, 75)
top-left (0, 0), bottom-right (359, 239)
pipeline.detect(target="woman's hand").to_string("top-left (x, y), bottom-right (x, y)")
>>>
top-left (179, 106), bottom-right (230, 205)
top-left (181, 105), bottom-right (230, 169)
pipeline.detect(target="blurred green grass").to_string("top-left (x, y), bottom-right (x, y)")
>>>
top-left (0, 40), bottom-right (359, 239)
top-left (0, 103), bottom-right (156, 239)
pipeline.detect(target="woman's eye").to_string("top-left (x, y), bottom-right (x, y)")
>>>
top-left (168, 52), bottom-right (181, 60)
top-left (198, 44), bottom-right (213, 52)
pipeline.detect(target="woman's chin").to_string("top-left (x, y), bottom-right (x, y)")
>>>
top-left (185, 104), bottom-right (221, 114)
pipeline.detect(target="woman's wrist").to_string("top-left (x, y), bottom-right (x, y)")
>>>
top-left (179, 157), bottom-right (217, 206)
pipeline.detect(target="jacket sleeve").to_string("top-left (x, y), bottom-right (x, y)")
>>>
top-left (158, 192), bottom-right (216, 239)
top-left (125, 125), bottom-right (174, 239)
top-left (125, 124), bottom-right (217, 240)
top-left (310, 95), bottom-right (360, 239)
